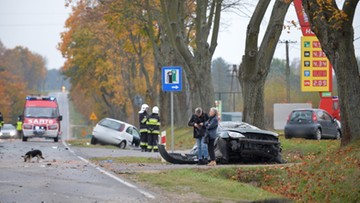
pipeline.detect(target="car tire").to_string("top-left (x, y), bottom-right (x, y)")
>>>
top-left (214, 138), bottom-right (229, 164)
top-left (315, 129), bottom-right (322, 140)
top-left (118, 141), bottom-right (126, 149)
top-left (22, 136), bottom-right (28, 142)
top-left (335, 130), bottom-right (341, 140)
top-left (54, 137), bottom-right (59, 142)
top-left (90, 136), bottom-right (97, 145)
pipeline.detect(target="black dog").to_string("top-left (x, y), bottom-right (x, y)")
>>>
top-left (22, 150), bottom-right (44, 162)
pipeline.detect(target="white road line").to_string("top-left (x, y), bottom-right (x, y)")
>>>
top-left (62, 137), bottom-right (155, 199)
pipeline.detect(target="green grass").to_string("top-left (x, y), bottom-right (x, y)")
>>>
top-left (89, 156), bottom-right (162, 164)
top-left (134, 168), bottom-right (281, 202)
top-left (164, 127), bottom-right (194, 150)
top-left (280, 136), bottom-right (340, 162)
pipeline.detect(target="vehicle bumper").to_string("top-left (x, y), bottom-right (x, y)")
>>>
top-left (23, 129), bottom-right (59, 138)
top-left (284, 125), bottom-right (318, 138)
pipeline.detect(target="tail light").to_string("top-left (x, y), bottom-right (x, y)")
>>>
top-left (23, 124), bottom-right (32, 130)
top-left (287, 114), bottom-right (291, 123)
top-left (312, 112), bottom-right (318, 122)
top-left (48, 124), bottom-right (58, 130)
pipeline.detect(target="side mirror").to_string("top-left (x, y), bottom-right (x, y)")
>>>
top-left (58, 115), bottom-right (63, 121)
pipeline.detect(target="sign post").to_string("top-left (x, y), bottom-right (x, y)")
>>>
top-left (162, 66), bottom-right (182, 152)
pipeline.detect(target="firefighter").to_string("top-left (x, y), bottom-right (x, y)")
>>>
top-left (146, 106), bottom-right (160, 152)
top-left (0, 112), bottom-right (3, 129)
top-left (139, 104), bottom-right (150, 152)
top-left (16, 115), bottom-right (23, 139)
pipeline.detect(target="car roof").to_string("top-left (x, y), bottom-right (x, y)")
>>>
top-left (103, 118), bottom-right (135, 128)
top-left (291, 108), bottom-right (323, 112)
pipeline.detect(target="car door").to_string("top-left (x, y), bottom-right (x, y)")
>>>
top-left (316, 110), bottom-right (331, 136)
top-left (323, 111), bottom-right (338, 138)
top-left (123, 126), bottom-right (134, 144)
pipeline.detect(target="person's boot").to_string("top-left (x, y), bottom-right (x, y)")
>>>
top-left (197, 159), bottom-right (204, 165)
top-left (207, 160), bottom-right (216, 166)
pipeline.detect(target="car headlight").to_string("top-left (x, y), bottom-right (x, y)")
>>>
top-left (228, 131), bottom-right (245, 138)
top-left (0, 132), bottom-right (2, 136)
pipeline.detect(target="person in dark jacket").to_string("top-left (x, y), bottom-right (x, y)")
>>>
top-left (188, 107), bottom-right (209, 165)
top-left (139, 104), bottom-right (150, 152)
top-left (205, 107), bottom-right (219, 166)
top-left (146, 106), bottom-right (161, 152)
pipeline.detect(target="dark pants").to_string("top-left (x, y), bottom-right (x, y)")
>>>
top-left (17, 130), bottom-right (22, 138)
top-left (140, 132), bottom-right (148, 149)
top-left (207, 138), bottom-right (216, 161)
top-left (147, 133), bottom-right (159, 151)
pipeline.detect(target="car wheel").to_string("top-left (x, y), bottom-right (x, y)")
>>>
top-left (118, 141), bottom-right (126, 149)
top-left (22, 136), bottom-right (28, 142)
top-left (335, 130), bottom-right (341, 140)
top-left (54, 137), bottom-right (59, 142)
top-left (214, 138), bottom-right (229, 164)
top-left (315, 129), bottom-right (322, 140)
top-left (90, 136), bottom-right (97, 145)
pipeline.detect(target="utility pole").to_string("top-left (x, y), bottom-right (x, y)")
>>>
top-left (280, 40), bottom-right (297, 103)
top-left (285, 40), bottom-right (290, 103)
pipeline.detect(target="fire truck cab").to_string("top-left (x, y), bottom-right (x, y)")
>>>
top-left (22, 96), bottom-right (62, 142)
top-left (319, 96), bottom-right (341, 121)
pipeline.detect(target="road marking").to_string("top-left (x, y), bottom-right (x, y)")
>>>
top-left (62, 140), bottom-right (155, 199)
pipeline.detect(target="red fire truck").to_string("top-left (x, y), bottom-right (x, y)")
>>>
top-left (22, 96), bottom-right (62, 142)
top-left (319, 96), bottom-right (341, 121)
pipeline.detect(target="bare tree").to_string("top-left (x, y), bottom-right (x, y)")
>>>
top-left (238, 0), bottom-right (292, 128)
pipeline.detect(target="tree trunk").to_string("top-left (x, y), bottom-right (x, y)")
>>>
top-left (302, 0), bottom-right (360, 145)
top-left (239, 0), bottom-right (291, 129)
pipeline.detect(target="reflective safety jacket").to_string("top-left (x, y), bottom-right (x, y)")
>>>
top-left (146, 114), bottom-right (161, 135)
top-left (16, 121), bottom-right (23, 130)
top-left (139, 112), bottom-right (149, 133)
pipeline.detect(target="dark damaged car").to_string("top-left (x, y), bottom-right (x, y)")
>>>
top-left (158, 121), bottom-right (283, 164)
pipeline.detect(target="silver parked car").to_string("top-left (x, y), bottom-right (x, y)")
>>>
top-left (91, 118), bottom-right (140, 149)
top-left (0, 124), bottom-right (18, 139)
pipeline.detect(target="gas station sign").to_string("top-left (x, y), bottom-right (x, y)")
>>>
top-left (301, 36), bottom-right (332, 92)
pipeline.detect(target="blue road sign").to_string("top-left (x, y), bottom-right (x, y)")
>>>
top-left (304, 70), bottom-right (310, 77)
top-left (162, 66), bottom-right (182, 92)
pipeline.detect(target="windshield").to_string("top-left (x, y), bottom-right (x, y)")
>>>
top-left (219, 122), bottom-right (260, 130)
top-left (290, 110), bottom-right (313, 121)
top-left (24, 107), bottom-right (58, 118)
top-left (2, 125), bottom-right (15, 130)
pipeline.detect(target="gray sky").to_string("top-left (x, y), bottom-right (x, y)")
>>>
top-left (0, 0), bottom-right (359, 69)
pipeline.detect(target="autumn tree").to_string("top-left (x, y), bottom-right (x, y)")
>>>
top-left (0, 40), bottom-right (36, 123)
top-left (238, 0), bottom-right (293, 129)
top-left (302, 0), bottom-right (359, 145)
top-left (59, 1), bottom-right (159, 124)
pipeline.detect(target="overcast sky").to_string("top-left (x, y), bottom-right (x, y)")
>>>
top-left (0, 0), bottom-right (359, 69)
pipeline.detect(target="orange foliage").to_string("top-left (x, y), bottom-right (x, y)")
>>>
top-left (59, 1), bottom-right (159, 122)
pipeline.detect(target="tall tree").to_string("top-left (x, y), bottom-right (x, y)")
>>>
top-left (238, 0), bottom-right (292, 129)
top-left (158, 0), bottom-right (225, 111)
top-left (302, 0), bottom-right (359, 146)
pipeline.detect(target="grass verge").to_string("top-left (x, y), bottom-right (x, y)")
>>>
top-left (133, 168), bottom-right (282, 202)
top-left (66, 139), bottom-right (120, 149)
top-left (89, 156), bottom-right (162, 164)
top-left (233, 139), bottom-right (360, 202)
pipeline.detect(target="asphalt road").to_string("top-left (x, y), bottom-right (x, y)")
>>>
top-left (0, 92), bottom-right (155, 203)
